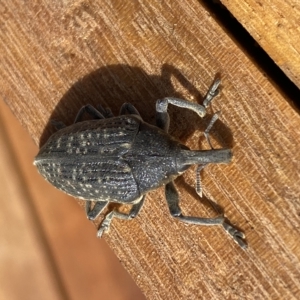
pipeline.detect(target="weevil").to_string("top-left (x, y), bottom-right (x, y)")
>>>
top-left (34, 77), bottom-right (246, 248)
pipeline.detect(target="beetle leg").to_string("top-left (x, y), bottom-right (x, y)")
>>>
top-left (204, 111), bottom-right (221, 149)
top-left (155, 77), bottom-right (221, 132)
top-left (202, 76), bottom-right (221, 108)
top-left (51, 104), bottom-right (107, 129)
top-left (119, 103), bottom-right (141, 117)
top-left (50, 120), bottom-right (67, 130)
top-left (156, 97), bottom-right (206, 131)
top-left (165, 181), bottom-right (247, 248)
top-left (97, 195), bottom-right (145, 238)
top-left (85, 201), bottom-right (109, 220)
top-left (74, 104), bottom-right (105, 123)
top-left (96, 105), bottom-right (114, 118)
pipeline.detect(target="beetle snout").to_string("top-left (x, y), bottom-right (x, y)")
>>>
top-left (177, 148), bottom-right (232, 168)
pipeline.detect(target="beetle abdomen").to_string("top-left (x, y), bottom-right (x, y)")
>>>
top-left (34, 115), bottom-right (141, 203)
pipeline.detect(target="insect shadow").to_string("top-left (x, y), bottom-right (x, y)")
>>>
top-left (39, 64), bottom-right (233, 216)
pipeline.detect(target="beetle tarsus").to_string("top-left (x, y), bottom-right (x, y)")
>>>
top-left (203, 76), bottom-right (221, 108)
top-left (96, 196), bottom-right (145, 238)
top-left (222, 220), bottom-right (247, 249)
top-left (97, 224), bottom-right (109, 238)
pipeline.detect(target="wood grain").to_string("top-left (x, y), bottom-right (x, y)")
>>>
top-left (1, 0), bottom-right (300, 299)
top-left (220, 0), bottom-right (300, 88)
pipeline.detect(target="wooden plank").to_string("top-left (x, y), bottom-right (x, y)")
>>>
top-left (0, 105), bottom-right (63, 300)
top-left (0, 100), bottom-right (145, 300)
top-left (220, 0), bottom-right (300, 88)
top-left (1, 0), bottom-right (300, 299)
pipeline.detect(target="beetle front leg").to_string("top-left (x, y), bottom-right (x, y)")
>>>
top-left (155, 98), bottom-right (206, 132)
top-left (165, 181), bottom-right (247, 249)
top-left (155, 77), bottom-right (221, 132)
top-left (97, 195), bottom-right (145, 237)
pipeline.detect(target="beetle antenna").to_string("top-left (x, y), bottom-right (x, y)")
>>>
top-left (195, 164), bottom-right (206, 198)
top-left (195, 164), bottom-right (223, 215)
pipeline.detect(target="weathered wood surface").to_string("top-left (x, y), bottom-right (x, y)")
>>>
top-left (220, 0), bottom-right (300, 89)
top-left (1, 0), bottom-right (300, 299)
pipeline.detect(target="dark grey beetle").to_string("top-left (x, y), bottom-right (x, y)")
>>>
top-left (34, 78), bottom-right (246, 248)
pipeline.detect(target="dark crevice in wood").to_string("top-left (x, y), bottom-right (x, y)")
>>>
top-left (200, 0), bottom-right (300, 110)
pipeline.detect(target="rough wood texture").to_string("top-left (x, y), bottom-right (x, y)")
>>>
top-left (220, 0), bottom-right (300, 88)
top-left (1, 0), bottom-right (300, 299)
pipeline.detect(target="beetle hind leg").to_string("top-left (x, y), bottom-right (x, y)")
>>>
top-left (97, 105), bottom-right (114, 118)
top-left (97, 195), bottom-right (145, 238)
top-left (51, 104), bottom-right (105, 130)
top-left (51, 120), bottom-right (67, 131)
top-left (165, 181), bottom-right (247, 249)
top-left (85, 201), bottom-right (109, 220)
top-left (74, 104), bottom-right (105, 123)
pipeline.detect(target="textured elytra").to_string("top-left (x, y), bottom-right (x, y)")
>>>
top-left (35, 115), bottom-right (181, 203)
top-left (37, 115), bottom-right (138, 157)
top-left (35, 116), bottom-right (140, 202)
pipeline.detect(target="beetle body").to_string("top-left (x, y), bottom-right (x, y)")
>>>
top-left (34, 77), bottom-right (247, 248)
top-left (35, 114), bottom-right (230, 204)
